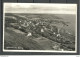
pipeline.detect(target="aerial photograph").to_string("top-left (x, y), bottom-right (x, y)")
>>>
top-left (3, 3), bottom-right (77, 52)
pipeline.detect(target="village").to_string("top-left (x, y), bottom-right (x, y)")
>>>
top-left (4, 13), bottom-right (75, 51)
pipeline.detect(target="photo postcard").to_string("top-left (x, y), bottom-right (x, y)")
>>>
top-left (3, 3), bottom-right (77, 53)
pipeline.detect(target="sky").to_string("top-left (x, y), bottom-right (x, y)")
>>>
top-left (4, 3), bottom-right (77, 14)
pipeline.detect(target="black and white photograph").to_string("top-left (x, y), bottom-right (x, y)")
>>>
top-left (3, 3), bottom-right (77, 53)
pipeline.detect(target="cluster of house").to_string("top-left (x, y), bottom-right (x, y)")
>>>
top-left (17, 19), bottom-right (67, 38)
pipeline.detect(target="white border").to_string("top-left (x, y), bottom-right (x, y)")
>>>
top-left (3, 3), bottom-right (77, 53)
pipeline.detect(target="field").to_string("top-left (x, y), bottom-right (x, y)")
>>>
top-left (4, 13), bottom-right (76, 51)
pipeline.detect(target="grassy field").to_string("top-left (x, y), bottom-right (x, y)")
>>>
top-left (4, 28), bottom-right (44, 50)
